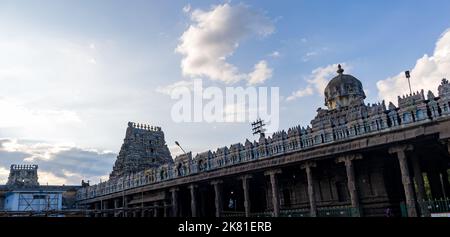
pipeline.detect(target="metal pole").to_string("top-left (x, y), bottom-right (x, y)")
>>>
top-left (175, 141), bottom-right (187, 155)
top-left (407, 78), bottom-right (412, 95)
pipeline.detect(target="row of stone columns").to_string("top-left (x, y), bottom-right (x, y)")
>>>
top-left (387, 144), bottom-right (448, 217)
top-left (168, 142), bottom-right (448, 217)
top-left (390, 143), bottom-right (450, 217)
top-left (168, 157), bottom-right (361, 217)
top-left (94, 197), bottom-right (171, 217)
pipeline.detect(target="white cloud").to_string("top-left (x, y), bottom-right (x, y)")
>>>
top-left (0, 138), bottom-right (74, 161)
top-left (306, 51), bottom-right (318, 57)
top-left (269, 51), bottom-right (280, 58)
top-left (287, 63), bottom-right (347, 101)
top-left (0, 97), bottom-right (82, 129)
top-left (377, 29), bottom-right (450, 104)
top-left (0, 167), bottom-right (9, 184)
top-left (38, 171), bottom-right (68, 185)
top-left (0, 28), bottom-right (160, 150)
top-left (155, 80), bottom-right (194, 95)
top-left (302, 51), bottom-right (318, 62)
top-left (286, 87), bottom-right (314, 101)
top-left (247, 60), bottom-right (273, 85)
top-left (0, 138), bottom-right (116, 185)
top-left (168, 144), bottom-right (184, 158)
top-left (302, 47), bottom-right (329, 62)
top-left (0, 35), bottom-right (101, 144)
top-left (183, 4), bottom-right (191, 13)
top-left (176, 3), bottom-right (274, 84)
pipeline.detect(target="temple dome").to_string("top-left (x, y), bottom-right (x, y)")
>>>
top-left (324, 65), bottom-right (366, 110)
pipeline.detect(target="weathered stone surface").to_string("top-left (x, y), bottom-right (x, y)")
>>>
top-left (109, 122), bottom-right (173, 179)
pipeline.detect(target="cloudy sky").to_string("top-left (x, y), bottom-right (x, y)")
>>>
top-left (1, 0), bottom-right (450, 185)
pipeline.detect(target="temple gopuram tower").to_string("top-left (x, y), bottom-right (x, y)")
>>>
top-left (109, 122), bottom-right (173, 179)
top-left (6, 164), bottom-right (39, 188)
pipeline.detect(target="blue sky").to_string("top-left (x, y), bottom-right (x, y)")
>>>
top-left (1, 0), bottom-right (450, 184)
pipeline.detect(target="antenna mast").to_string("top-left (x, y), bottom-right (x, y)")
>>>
top-left (251, 118), bottom-right (266, 136)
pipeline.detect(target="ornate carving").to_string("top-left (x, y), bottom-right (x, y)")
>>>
top-left (109, 122), bottom-right (173, 179)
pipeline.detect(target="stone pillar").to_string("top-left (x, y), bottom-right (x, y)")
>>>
top-left (336, 154), bottom-right (362, 217)
top-left (301, 162), bottom-right (317, 217)
top-left (211, 180), bottom-right (223, 217)
top-left (154, 202), bottom-right (158, 217)
top-left (94, 202), bottom-right (100, 217)
top-left (239, 175), bottom-right (252, 217)
top-left (114, 199), bottom-right (121, 217)
top-left (170, 187), bottom-right (179, 217)
top-left (411, 154), bottom-right (430, 217)
top-left (164, 201), bottom-right (169, 217)
top-left (140, 192), bottom-right (144, 217)
top-left (101, 200), bottom-right (108, 217)
top-left (189, 184), bottom-right (198, 217)
top-left (123, 196), bottom-right (129, 217)
top-left (389, 145), bottom-right (417, 217)
top-left (264, 170), bottom-right (282, 217)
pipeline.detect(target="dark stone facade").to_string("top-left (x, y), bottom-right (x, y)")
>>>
top-left (76, 69), bottom-right (450, 217)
